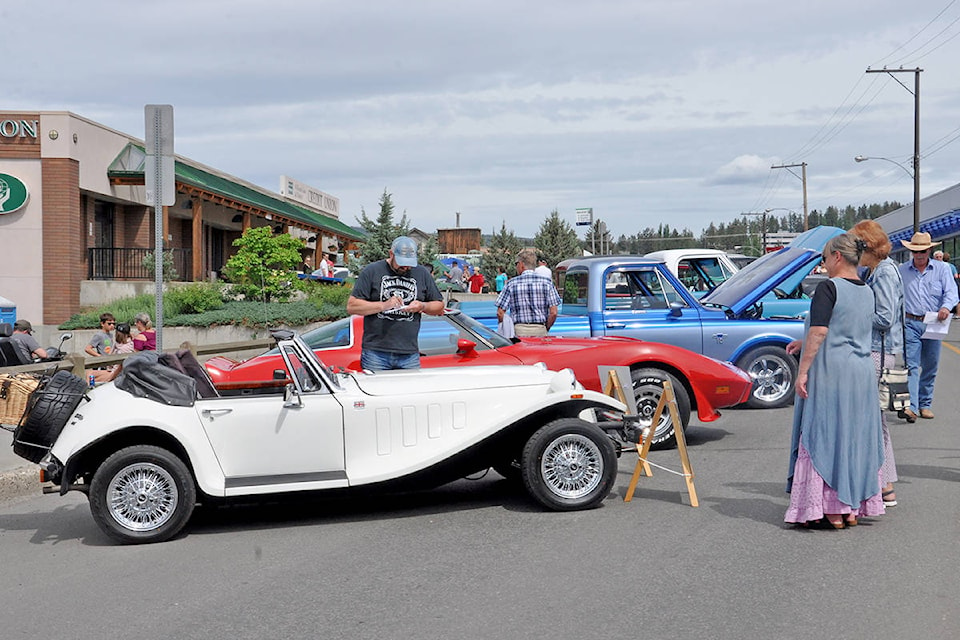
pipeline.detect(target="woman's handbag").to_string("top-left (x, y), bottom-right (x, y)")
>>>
top-left (878, 332), bottom-right (909, 412)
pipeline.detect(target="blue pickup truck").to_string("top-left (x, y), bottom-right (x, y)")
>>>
top-left (456, 226), bottom-right (843, 409)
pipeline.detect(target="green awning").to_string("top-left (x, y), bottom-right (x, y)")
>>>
top-left (107, 143), bottom-right (365, 241)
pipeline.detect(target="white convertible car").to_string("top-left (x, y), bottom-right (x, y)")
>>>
top-left (12, 330), bottom-right (631, 544)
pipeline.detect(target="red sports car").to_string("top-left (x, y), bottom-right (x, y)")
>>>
top-left (205, 310), bottom-right (752, 448)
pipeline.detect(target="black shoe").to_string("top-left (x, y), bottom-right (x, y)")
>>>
top-left (897, 409), bottom-right (917, 423)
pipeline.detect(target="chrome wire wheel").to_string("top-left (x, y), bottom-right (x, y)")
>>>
top-left (539, 434), bottom-right (604, 500)
top-left (106, 462), bottom-right (179, 532)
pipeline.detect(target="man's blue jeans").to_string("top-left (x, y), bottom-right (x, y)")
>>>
top-left (361, 348), bottom-right (420, 371)
top-left (904, 317), bottom-right (942, 412)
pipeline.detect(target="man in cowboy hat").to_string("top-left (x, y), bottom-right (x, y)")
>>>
top-left (897, 231), bottom-right (959, 421)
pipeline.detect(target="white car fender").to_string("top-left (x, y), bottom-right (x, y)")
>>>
top-left (50, 384), bottom-right (227, 497)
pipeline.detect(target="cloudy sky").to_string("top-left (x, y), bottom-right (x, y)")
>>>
top-left (6, 0), bottom-right (960, 238)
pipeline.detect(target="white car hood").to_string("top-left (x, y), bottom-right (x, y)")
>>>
top-left (347, 364), bottom-right (572, 396)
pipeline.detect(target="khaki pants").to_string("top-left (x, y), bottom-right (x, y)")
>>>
top-left (514, 323), bottom-right (548, 337)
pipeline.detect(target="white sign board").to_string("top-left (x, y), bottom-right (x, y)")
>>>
top-left (281, 175), bottom-right (340, 218)
top-left (575, 207), bottom-right (593, 226)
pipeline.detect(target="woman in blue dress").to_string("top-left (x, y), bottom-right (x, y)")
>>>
top-left (784, 233), bottom-right (885, 529)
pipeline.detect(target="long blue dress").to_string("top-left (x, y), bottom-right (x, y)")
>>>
top-left (786, 278), bottom-right (884, 510)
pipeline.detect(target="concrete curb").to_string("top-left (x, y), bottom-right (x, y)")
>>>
top-left (0, 466), bottom-right (41, 504)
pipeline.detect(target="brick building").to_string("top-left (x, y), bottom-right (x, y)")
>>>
top-left (0, 111), bottom-right (363, 324)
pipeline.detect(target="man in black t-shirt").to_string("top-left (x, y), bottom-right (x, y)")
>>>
top-left (347, 236), bottom-right (444, 370)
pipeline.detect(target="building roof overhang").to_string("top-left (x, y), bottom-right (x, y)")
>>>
top-left (106, 143), bottom-right (364, 241)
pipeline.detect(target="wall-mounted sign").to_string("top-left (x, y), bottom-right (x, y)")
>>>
top-left (0, 119), bottom-right (39, 139)
top-left (0, 173), bottom-right (29, 214)
top-left (280, 175), bottom-right (340, 218)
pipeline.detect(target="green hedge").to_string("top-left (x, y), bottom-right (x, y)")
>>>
top-left (59, 284), bottom-right (352, 330)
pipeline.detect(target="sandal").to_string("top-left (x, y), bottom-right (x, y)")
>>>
top-left (882, 490), bottom-right (898, 507)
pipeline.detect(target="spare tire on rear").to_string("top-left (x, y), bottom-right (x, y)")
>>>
top-left (14, 370), bottom-right (87, 463)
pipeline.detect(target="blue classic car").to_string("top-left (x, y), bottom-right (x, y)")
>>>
top-left (455, 226), bottom-right (843, 409)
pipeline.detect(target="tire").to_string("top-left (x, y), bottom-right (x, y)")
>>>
top-left (521, 418), bottom-right (617, 511)
top-left (13, 370), bottom-right (87, 463)
top-left (736, 346), bottom-right (797, 409)
top-left (89, 446), bottom-right (196, 544)
top-left (630, 368), bottom-right (691, 450)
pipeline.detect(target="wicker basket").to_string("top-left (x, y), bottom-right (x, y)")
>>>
top-left (0, 373), bottom-right (40, 426)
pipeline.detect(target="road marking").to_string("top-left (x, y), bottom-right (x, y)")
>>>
top-left (944, 340), bottom-right (960, 356)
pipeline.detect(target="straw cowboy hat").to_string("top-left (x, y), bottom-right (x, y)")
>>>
top-left (900, 231), bottom-right (940, 251)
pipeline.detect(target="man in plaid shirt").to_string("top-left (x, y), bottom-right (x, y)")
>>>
top-left (496, 248), bottom-right (561, 337)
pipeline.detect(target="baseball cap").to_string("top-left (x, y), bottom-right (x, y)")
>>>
top-left (14, 319), bottom-right (33, 333)
top-left (391, 236), bottom-right (419, 267)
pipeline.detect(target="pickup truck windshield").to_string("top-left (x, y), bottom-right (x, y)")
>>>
top-left (604, 268), bottom-right (687, 311)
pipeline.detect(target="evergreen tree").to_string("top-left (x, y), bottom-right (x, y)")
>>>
top-left (353, 188), bottom-right (410, 269)
top-left (534, 209), bottom-right (581, 268)
top-left (419, 234), bottom-right (439, 269)
top-left (486, 221), bottom-right (524, 278)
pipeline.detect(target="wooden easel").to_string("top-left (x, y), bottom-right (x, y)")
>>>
top-left (605, 371), bottom-right (698, 507)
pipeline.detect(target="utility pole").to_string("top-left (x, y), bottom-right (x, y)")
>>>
top-left (770, 162), bottom-right (808, 231)
top-left (742, 211), bottom-right (767, 253)
top-left (866, 67), bottom-right (922, 233)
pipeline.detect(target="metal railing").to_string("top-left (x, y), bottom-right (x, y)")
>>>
top-left (87, 248), bottom-right (192, 281)
top-left (0, 337), bottom-right (274, 378)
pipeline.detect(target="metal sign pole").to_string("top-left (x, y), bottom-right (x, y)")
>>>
top-left (145, 105), bottom-right (174, 352)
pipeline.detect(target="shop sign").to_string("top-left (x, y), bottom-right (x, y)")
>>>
top-left (0, 173), bottom-right (29, 214)
top-left (280, 175), bottom-right (340, 218)
top-left (0, 119), bottom-right (39, 140)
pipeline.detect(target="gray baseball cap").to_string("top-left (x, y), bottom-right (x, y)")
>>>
top-left (391, 236), bottom-right (419, 267)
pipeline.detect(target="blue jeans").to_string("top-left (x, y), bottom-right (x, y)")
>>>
top-left (361, 348), bottom-right (420, 371)
top-left (904, 318), bottom-right (942, 412)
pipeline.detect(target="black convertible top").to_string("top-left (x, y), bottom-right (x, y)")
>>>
top-left (114, 352), bottom-right (198, 407)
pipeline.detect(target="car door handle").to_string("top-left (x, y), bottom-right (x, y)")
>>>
top-left (201, 408), bottom-right (233, 417)
top-left (606, 323), bottom-right (625, 328)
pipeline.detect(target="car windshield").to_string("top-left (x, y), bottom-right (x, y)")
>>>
top-left (442, 310), bottom-right (514, 348)
top-left (261, 318), bottom-right (353, 357)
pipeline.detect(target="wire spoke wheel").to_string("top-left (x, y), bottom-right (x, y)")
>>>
top-left (540, 434), bottom-right (604, 499)
top-left (107, 462), bottom-right (179, 531)
top-left (522, 418), bottom-right (617, 511)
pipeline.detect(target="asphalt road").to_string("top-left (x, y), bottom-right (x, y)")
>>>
top-left (1, 333), bottom-right (958, 640)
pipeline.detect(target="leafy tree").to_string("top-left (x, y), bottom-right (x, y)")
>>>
top-left (485, 221), bottom-right (524, 278)
top-left (534, 209), bottom-right (581, 269)
top-left (222, 226), bottom-right (305, 302)
top-left (353, 188), bottom-right (410, 269)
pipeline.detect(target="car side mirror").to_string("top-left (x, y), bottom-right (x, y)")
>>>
top-left (273, 369), bottom-right (288, 380)
top-left (668, 302), bottom-right (683, 317)
top-left (456, 338), bottom-right (477, 356)
top-left (283, 383), bottom-right (303, 408)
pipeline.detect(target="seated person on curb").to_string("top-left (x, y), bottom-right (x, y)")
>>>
top-left (10, 319), bottom-right (48, 361)
top-left (85, 312), bottom-right (116, 357)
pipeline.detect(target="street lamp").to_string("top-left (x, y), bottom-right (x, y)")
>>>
top-left (854, 155), bottom-right (913, 178)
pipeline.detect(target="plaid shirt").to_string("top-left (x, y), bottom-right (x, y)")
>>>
top-left (496, 270), bottom-right (561, 324)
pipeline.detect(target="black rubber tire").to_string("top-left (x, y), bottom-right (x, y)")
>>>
top-left (736, 345), bottom-right (797, 409)
top-left (89, 445), bottom-right (197, 544)
top-left (521, 418), bottom-right (617, 511)
top-left (630, 367), bottom-right (691, 450)
top-left (13, 370), bottom-right (87, 463)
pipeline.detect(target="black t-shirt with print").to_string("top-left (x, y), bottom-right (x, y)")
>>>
top-left (350, 260), bottom-right (442, 354)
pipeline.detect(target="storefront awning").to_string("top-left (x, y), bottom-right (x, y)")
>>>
top-left (107, 143), bottom-right (364, 241)
top-left (888, 210), bottom-right (960, 245)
